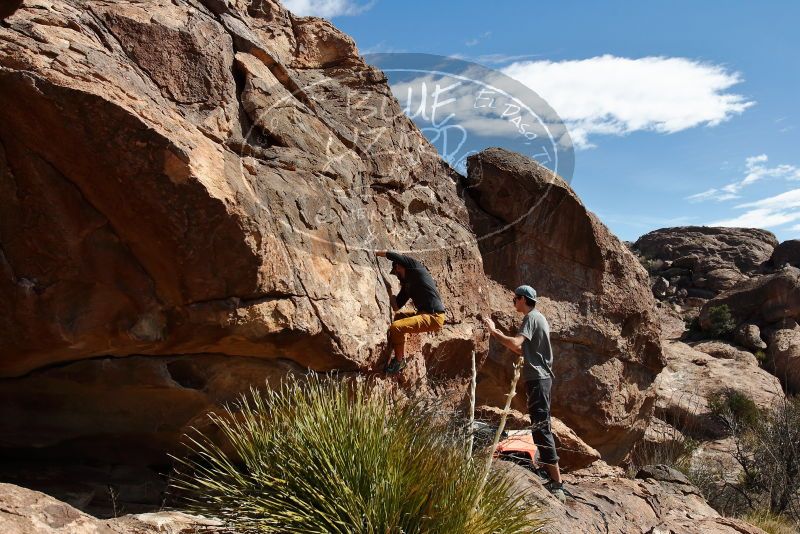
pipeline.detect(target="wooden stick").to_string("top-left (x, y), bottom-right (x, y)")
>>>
top-left (473, 353), bottom-right (524, 510)
top-left (467, 349), bottom-right (477, 458)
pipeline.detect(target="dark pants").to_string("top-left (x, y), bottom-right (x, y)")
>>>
top-left (525, 377), bottom-right (559, 465)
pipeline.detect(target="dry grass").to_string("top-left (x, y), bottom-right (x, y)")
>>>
top-left (741, 510), bottom-right (799, 534)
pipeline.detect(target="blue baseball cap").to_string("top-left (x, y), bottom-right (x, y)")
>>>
top-left (514, 285), bottom-right (538, 301)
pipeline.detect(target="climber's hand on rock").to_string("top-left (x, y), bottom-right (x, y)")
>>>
top-left (481, 316), bottom-right (496, 333)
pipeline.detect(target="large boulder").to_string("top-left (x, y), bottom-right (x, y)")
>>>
top-left (770, 239), bottom-right (800, 268)
top-left (699, 266), bottom-right (800, 329)
top-left (654, 341), bottom-right (783, 438)
top-left (633, 227), bottom-right (777, 301)
top-left (0, 0), bottom-right (662, 503)
top-left (0, 0), bottom-right (488, 463)
top-left (634, 226), bottom-right (776, 277)
top-left (464, 148), bottom-right (665, 463)
top-left (0, 0), bottom-right (488, 380)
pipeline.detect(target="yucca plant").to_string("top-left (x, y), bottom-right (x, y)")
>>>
top-left (169, 375), bottom-right (543, 533)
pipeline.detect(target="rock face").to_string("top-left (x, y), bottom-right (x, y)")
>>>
top-left (770, 239), bottom-right (800, 268)
top-left (0, 355), bottom-right (306, 463)
top-left (0, 0), bottom-right (487, 380)
top-left (766, 326), bottom-right (800, 394)
top-left (0, 0), bottom-right (488, 462)
top-left (504, 463), bottom-right (766, 534)
top-left (633, 226), bottom-right (777, 301)
top-left (0, 482), bottom-right (215, 533)
top-left (699, 266), bottom-right (800, 328)
top-left (0, 0), bottom-right (667, 512)
top-left (464, 148), bottom-right (665, 463)
top-left (654, 340), bottom-right (783, 437)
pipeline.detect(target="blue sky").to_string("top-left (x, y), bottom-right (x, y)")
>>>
top-left (285, 0), bottom-right (800, 243)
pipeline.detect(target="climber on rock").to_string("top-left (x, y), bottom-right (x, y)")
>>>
top-left (481, 285), bottom-right (566, 503)
top-left (375, 250), bottom-right (446, 374)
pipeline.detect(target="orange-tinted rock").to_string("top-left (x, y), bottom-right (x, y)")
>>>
top-left (0, 0), bottom-right (484, 381)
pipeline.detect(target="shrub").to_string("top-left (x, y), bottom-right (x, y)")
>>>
top-left (692, 395), bottom-right (800, 526)
top-left (683, 316), bottom-right (702, 339)
top-left (708, 388), bottom-right (761, 430)
top-left (169, 375), bottom-right (543, 533)
top-left (755, 350), bottom-right (768, 367)
top-left (637, 255), bottom-right (665, 274)
top-left (627, 432), bottom-right (699, 478)
top-left (706, 305), bottom-right (736, 339)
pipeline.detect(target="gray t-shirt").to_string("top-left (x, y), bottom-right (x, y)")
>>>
top-left (517, 309), bottom-right (554, 381)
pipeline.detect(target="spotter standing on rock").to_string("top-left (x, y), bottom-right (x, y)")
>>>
top-left (376, 250), bottom-right (446, 374)
top-left (482, 285), bottom-right (565, 503)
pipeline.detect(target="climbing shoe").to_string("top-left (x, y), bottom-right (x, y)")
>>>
top-left (545, 480), bottom-right (566, 503)
top-left (385, 358), bottom-right (407, 374)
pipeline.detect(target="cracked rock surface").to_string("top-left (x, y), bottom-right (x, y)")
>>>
top-left (504, 462), bottom-right (766, 534)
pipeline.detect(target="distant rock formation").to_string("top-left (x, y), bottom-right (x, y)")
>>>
top-left (654, 340), bottom-right (783, 438)
top-left (632, 226), bottom-right (777, 300)
top-left (770, 239), bottom-right (800, 268)
top-left (699, 266), bottom-right (800, 329)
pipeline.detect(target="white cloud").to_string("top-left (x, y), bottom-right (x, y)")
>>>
top-left (711, 208), bottom-right (800, 229)
top-left (501, 55), bottom-right (754, 149)
top-left (736, 188), bottom-right (800, 210)
top-left (690, 156), bottom-right (800, 231)
top-left (707, 187), bottom-right (800, 229)
top-left (688, 154), bottom-right (800, 203)
top-left (282, 0), bottom-right (374, 18)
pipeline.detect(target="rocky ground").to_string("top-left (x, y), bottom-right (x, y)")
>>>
top-left (0, 0), bottom-right (796, 532)
top-left (507, 463), bottom-right (766, 534)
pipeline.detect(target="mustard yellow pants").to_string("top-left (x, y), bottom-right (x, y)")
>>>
top-left (389, 310), bottom-right (446, 349)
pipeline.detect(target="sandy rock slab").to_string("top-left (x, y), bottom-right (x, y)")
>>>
top-left (0, 482), bottom-right (220, 534)
top-left (503, 462), bottom-right (766, 533)
top-left (654, 340), bottom-right (783, 438)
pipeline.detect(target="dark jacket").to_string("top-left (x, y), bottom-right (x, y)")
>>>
top-left (386, 251), bottom-right (446, 314)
